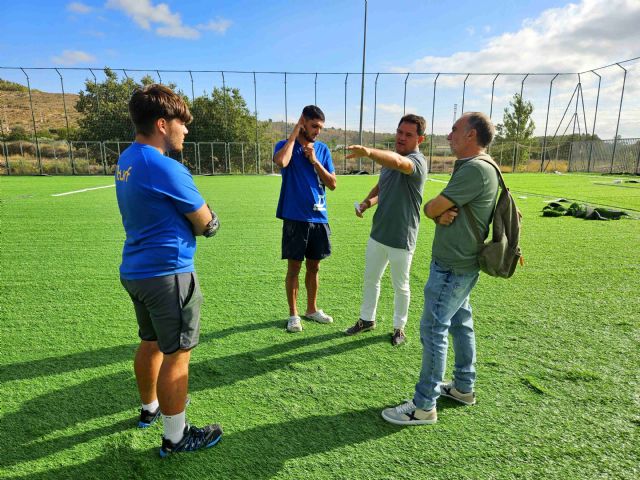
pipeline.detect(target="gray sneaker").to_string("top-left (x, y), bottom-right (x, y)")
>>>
top-left (286, 315), bottom-right (303, 332)
top-left (381, 400), bottom-right (437, 426)
top-left (440, 381), bottom-right (476, 405)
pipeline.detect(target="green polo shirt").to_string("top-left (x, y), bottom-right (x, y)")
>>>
top-left (432, 156), bottom-right (499, 273)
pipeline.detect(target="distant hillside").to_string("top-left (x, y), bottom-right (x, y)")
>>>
top-left (0, 79), bottom-right (448, 145)
top-left (263, 120), bottom-right (449, 147)
top-left (0, 89), bottom-right (81, 133)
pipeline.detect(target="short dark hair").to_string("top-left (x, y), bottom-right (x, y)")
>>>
top-left (398, 114), bottom-right (427, 136)
top-left (464, 112), bottom-right (495, 148)
top-left (302, 105), bottom-right (325, 122)
top-left (128, 84), bottom-right (193, 136)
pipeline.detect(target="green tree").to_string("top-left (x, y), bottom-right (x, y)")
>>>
top-left (496, 93), bottom-right (535, 166)
top-left (189, 87), bottom-right (265, 143)
top-left (74, 68), bottom-right (263, 144)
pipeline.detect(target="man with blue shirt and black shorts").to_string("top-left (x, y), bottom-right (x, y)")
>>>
top-left (273, 105), bottom-right (337, 333)
top-left (116, 84), bottom-right (222, 456)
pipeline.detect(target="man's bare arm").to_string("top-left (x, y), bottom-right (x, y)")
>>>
top-left (346, 145), bottom-right (414, 175)
top-left (424, 195), bottom-right (459, 226)
top-left (185, 203), bottom-right (213, 236)
top-left (355, 183), bottom-right (379, 218)
top-left (273, 115), bottom-right (304, 168)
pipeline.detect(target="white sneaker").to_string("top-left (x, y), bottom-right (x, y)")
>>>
top-left (303, 310), bottom-right (333, 324)
top-left (440, 380), bottom-right (476, 405)
top-left (286, 315), bottom-right (303, 332)
top-left (381, 400), bottom-right (437, 426)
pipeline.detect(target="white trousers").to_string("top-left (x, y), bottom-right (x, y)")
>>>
top-left (359, 237), bottom-right (414, 329)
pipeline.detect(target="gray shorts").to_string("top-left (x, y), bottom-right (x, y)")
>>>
top-left (120, 272), bottom-right (203, 354)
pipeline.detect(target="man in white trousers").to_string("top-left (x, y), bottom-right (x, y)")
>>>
top-left (344, 114), bottom-right (428, 346)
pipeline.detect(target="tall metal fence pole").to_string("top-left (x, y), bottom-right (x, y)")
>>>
top-left (89, 68), bottom-right (99, 113)
top-left (611, 63), bottom-right (627, 174)
top-left (373, 72), bottom-right (379, 173)
top-left (283, 72), bottom-right (288, 138)
top-left (20, 67), bottom-right (42, 174)
top-left (568, 76), bottom-right (581, 172)
top-left (221, 72), bottom-right (230, 172)
top-left (188, 71), bottom-right (199, 173)
top-left (253, 72), bottom-right (259, 172)
top-left (403, 73), bottom-right (410, 115)
top-left (156, 70), bottom-right (162, 84)
top-left (489, 74), bottom-right (499, 120)
top-left (429, 73), bottom-right (440, 172)
top-left (314, 73), bottom-right (318, 105)
top-left (461, 73), bottom-right (470, 114)
top-left (0, 111), bottom-right (9, 174)
top-left (512, 74), bottom-right (529, 172)
top-left (587, 71), bottom-right (601, 173)
top-left (487, 74), bottom-right (499, 155)
top-left (55, 68), bottom-right (75, 175)
top-left (540, 74), bottom-right (558, 172)
top-left (344, 73), bottom-right (349, 173)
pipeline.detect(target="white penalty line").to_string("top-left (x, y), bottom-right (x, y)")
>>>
top-left (51, 185), bottom-right (115, 197)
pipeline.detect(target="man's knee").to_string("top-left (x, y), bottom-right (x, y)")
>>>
top-left (286, 260), bottom-right (303, 278)
top-left (305, 259), bottom-right (320, 274)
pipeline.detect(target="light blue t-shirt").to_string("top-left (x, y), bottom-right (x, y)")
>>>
top-left (115, 142), bottom-right (205, 280)
top-left (275, 139), bottom-right (335, 223)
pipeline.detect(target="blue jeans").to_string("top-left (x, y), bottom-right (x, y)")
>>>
top-left (414, 260), bottom-right (479, 410)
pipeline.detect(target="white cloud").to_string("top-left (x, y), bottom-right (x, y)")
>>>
top-left (392, 0), bottom-right (639, 74)
top-left (67, 2), bottom-right (92, 14)
top-left (197, 18), bottom-right (232, 34)
top-left (378, 103), bottom-right (404, 115)
top-left (106, 0), bottom-right (200, 39)
top-left (51, 50), bottom-right (96, 65)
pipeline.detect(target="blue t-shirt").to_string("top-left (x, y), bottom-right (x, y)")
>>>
top-left (115, 142), bottom-right (205, 280)
top-left (275, 139), bottom-right (335, 223)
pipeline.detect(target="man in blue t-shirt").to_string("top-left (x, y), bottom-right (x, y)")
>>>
top-left (273, 105), bottom-right (337, 333)
top-left (115, 84), bottom-right (222, 457)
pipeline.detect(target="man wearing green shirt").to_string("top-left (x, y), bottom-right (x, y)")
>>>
top-left (382, 112), bottom-right (499, 425)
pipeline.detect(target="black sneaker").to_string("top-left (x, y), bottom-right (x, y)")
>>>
top-left (138, 396), bottom-right (191, 428)
top-left (159, 423), bottom-right (223, 458)
top-left (345, 319), bottom-right (376, 336)
top-left (138, 407), bottom-right (161, 428)
top-left (391, 328), bottom-right (406, 346)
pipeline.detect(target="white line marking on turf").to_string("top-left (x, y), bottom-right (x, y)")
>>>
top-left (51, 185), bottom-right (115, 197)
top-left (428, 178), bottom-right (448, 183)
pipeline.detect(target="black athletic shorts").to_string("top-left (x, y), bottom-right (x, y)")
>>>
top-left (120, 272), bottom-right (203, 354)
top-left (281, 219), bottom-right (332, 261)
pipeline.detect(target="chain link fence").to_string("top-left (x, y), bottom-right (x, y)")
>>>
top-left (1, 60), bottom-right (638, 176)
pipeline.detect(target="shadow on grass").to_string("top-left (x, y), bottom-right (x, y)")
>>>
top-left (1, 330), bottom-right (387, 470)
top-left (0, 319), bottom-right (284, 383)
top-left (12, 407), bottom-right (396, 480)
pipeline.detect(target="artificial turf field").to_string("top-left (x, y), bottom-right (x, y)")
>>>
top-left (1, 172), bottom-right (638, 479)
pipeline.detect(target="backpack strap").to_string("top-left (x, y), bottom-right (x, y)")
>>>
top-left (460, 154), bottom-right (505, 245)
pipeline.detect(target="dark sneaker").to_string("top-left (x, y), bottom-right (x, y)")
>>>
top-left (138, 407), bottom-right (160, 428)
top-left (441, 381), bottom-right (476, 405)
top-left (159, 423), bottom-right (223, 458)
top-left (391, 329), bottom-right (406, 346)
top-left (138, 396), bottom-right (191, 428)
top-left (345, 319), bottom-right (376, 336)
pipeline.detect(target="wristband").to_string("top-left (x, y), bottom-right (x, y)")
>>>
top-left (203, 205), bottom-right (220, 238)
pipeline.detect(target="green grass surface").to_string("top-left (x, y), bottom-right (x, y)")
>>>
top-left (1, 173), bottom-right (639, 479)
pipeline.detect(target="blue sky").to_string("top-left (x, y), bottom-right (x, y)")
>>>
top-left (1, 0), bottom-right (638, 137)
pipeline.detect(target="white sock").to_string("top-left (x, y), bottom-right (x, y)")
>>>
top-left (142, 399), bottom-right (159, 412)
top-left (163, 410), bottom-right (186, 444)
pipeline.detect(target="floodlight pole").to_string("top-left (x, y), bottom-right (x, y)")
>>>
top-left (358, 0), bottom-right (367, 170)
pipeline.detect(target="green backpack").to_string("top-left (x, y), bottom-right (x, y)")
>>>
top-left (463, 155), bottom-right (523, 278)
